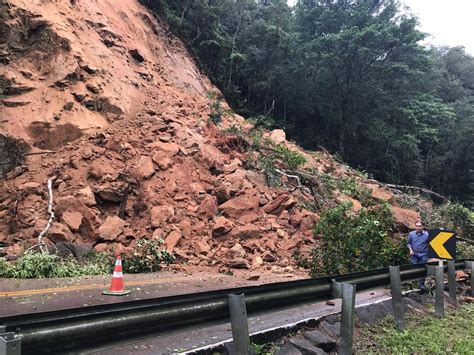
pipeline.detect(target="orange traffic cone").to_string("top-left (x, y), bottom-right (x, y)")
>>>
top-left (103, 254), bottom-right (130, 296)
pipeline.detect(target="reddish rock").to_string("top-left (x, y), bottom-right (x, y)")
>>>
top-left (87, 161), bottom-right (117, 181)
top-left (269, 129), bottom-right (286, 145)
top-left (229, 224), bottom-right (260, 240)
top-left (227, 258), bottom-right (250, 269)
top-left (226, 243), bottom-right (246, 258)
top-left (212, 216), bottom-right (234, 237)
top-left (75, 186), bottom-right (96, 206)
top-left (262, 251), bottom-right (277, 262)
top-left (365, 183), bottom-right (394, 201)
top-left (264, 239), bottom-right (277, 252)
top-left (61, 211), bottom-right (83, 232)
top-left (219, 189), bottom-right (259, 218)
top-left (137, 155), bottom-right (155, 179)
top-left (152, 155), bottom-right (172, 170)
top-left (94, 243), bottom-right (109, 253)
top-left (280, 238), bottom-right (300, 251)
top-left (195, 240), bottom-right (211, 254)
top-left (391, 206), bottom-right (420, 232)
top-left (197, 195), bottom-right (218, 219)
top-left (165, 230), bottom-right (182, 252)
top-left (178, 219), bottom-right (192, 239)
top-left (47, 223), bottom-right (76, 243)
top-left (150, 205), bottom-right (175, 228)
top-left (214, 184), bottom-right (231, 204)
top-left (94, 184), bottom-right (124, 203)
top-left (263, 193), bottom-right (296, 215)
top-left (290, 210), bottom-right (304, 227)
top-left (98, 216), bottom-right (126, 240)
top-left (150, 141), bottom-right (180, 158)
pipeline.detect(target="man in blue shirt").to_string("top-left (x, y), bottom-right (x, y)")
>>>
top-left (407, 220), bottom-right (429, 290)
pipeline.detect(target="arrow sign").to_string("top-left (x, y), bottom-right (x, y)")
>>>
top-left (428, 229), bottom-right (456, 260)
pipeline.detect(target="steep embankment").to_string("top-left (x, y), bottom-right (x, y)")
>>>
top-left (0, 0), bottom-right (421, 272)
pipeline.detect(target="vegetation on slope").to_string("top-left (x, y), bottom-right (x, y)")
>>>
top-left (142, 0), bottom-right (474, 208)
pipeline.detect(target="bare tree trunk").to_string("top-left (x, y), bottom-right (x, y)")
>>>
top-left (227, 14), bottom-right (243, 88)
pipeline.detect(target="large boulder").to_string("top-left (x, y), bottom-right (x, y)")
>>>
top-left (263, 193), bottom-right (296, 215)
top-left (269, 129), bottom-right (286, 145)
top-left (365, 183), bottom-right (394, 201)
top-left (150, 205), bottom-right (175, 228)
top-left (229, 224), bottom-right (260, 239)
top-left (75, 186), bottom-right (96, 206)
top-left (165, 229), bottom-right (182, 252)
top-left (137, 155), bottom-right (155, 179)
top-left (98, 216), bottom-right (126, 240)
top-left (212, 216), bottom-right (234, 237)
top-left (219, 189), bottom-right (260, 220)
top-left (197, 195), bottom-right (218, 219)
top-left (390, 206), bottom-right (420, 233)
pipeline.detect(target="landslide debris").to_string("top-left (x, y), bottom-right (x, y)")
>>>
top-left (0, 0), bottom-right (429, 274)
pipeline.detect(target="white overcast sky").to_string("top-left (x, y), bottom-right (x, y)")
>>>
top-left (287, 0), bottom-right (474, 55)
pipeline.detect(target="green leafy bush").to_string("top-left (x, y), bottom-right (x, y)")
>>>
top-left (336, 177), bottom-right (373, 207)
top-left (310, 204), bottom-right (407, 277)
top-left (274, 144), bottom-right (307, 170)
top-left (124, 238), bottom-right (174, 273)
top-left (421, 202), bottom-right (474, 240)
top-left (209, 98), bottom-right (223, 125)
top-left (0, 251), bottom-right (113, 279)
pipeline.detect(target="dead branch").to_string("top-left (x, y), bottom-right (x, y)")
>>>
top-left (362, 179), bottom-right (448, 202)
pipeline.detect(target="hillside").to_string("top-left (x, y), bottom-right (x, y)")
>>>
top-left (0, 0), bottom-right (433, 273)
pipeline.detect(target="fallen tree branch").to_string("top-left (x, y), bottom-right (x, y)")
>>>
top-left (23, 150), bottom-right (56, 156)
top-left (458, 236), bottom-right (474, 246)
top-left (362, 179), bottom-right (448, 202)
top-left (275, 168), bottom-right (312, 195)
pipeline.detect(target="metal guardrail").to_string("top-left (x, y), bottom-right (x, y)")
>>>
top-left (0, 260), bottom-right (470, 354)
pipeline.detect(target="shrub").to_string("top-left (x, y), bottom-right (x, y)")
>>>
top-left (421, 202), bottom-right (473, 240)
top-left (0, 251), bottom-right (114, 279)
top-left (336, 177), bottom-right (374, 207)
top-left (310, 204), bottom-right (407, 277)
top-left (274, 144), bottom-right (307, 170)
top-left (209, 98), bottom-right (222, 125)
top-left (124, 238), bottom-right (174, 273)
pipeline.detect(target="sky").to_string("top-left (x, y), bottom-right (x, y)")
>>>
top-left (401, 0), bottom-right (474, 54)
top-left (287, 0), bottom-right (474, 55)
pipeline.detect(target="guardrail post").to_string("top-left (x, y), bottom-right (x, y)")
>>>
top-left (435, 266), bottom-right (444, 318)
top-left (468, 261), bottom-right (474, 297)
top-left (389, 266), bottom-right (405, 331)
top-left (447, 260), bottom-right (456, 306)
top-left (339, 283), bottom-right (356, 355)
top-left (228, 294), bottom-right (251, 355)
top-left (0, 328), bottom-right (21, 355)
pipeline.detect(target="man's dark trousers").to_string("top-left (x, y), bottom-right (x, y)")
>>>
top-left (411, 254), bottom-right (428, 289)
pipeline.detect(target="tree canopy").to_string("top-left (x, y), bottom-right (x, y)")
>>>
top-left (141, 0), bottom-right (474, 207)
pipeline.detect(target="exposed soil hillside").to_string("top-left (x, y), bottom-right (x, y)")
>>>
top-left (0, 0), bottom-right (422, 273)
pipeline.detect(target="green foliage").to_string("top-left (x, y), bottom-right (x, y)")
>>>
top-left (421, 202), bottom-right (474, 240)
top-left (124, 238), bottom-right (174, 273)
top-left (356, 304), bottom-right (474, 354)
top-left (0, 251), bottom-right (113, 279)
top-left (310, 204), bottom-right (407, 277)
top-left (274, 144), bottom-right (307, 170)
top-left (209, 98), bottom-right (223, 125)
top-left (249, 129), bottom-right (263, 150)
top-left (457, 241), bottom-right (474, 259)
top-left (146, 0), bottom-right (474, 206)
top-left (335, 177), bottom-right (373, 206)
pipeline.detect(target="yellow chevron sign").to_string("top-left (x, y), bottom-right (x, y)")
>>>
top-left (428, 230), bottom-right (456, 259)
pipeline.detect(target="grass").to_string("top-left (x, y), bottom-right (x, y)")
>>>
top-left (355, 303), bottom-right (474, 354)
